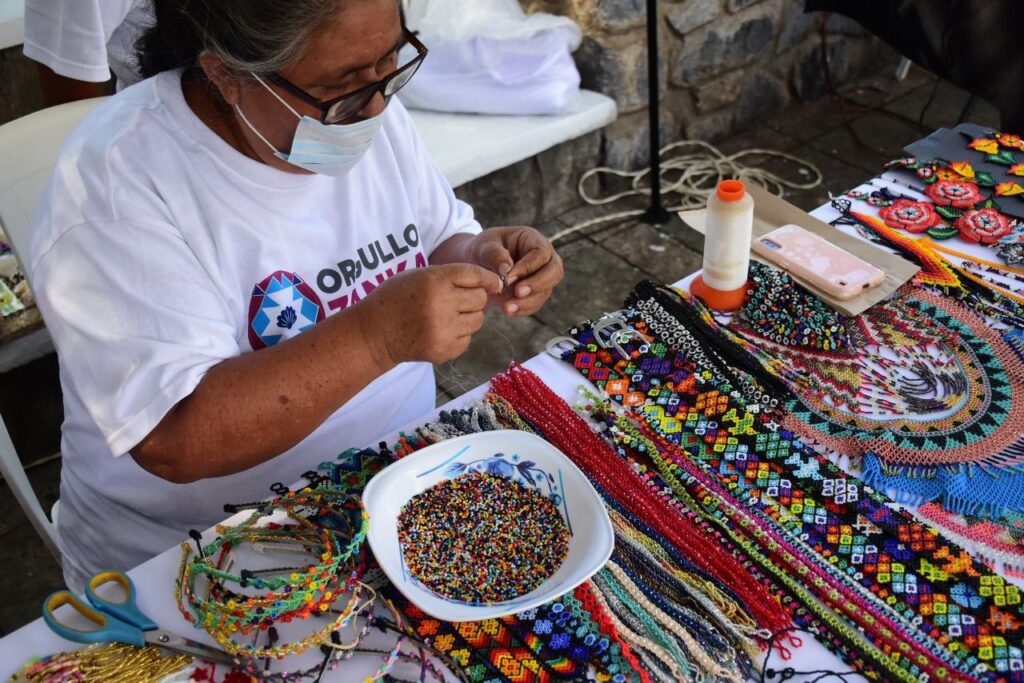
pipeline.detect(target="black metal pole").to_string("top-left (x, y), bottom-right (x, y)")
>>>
top-left (642, 0), bottom-right (671, 226)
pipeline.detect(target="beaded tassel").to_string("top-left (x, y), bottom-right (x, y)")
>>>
top-left (10, 643), bottom-right (192, 683)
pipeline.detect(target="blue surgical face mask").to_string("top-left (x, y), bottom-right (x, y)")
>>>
top-left (234, 72), bottom-right (383, 177)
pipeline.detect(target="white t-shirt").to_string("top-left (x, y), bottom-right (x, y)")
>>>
top-left (27, 70), bottom-right (480, 589)
top-left (23, 0), bottom-right (151, 86)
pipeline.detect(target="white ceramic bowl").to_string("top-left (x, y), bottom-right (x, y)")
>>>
top-left (362, 429), bottom-right (614, 622)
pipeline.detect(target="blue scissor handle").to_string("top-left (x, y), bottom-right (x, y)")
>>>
top-left (42, 590), bottom-right (145, 647)
top-left (85, 571), bottom-right (157, 632)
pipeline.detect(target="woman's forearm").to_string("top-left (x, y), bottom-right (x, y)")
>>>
top-left (130, 302), bottom-right (393, 483)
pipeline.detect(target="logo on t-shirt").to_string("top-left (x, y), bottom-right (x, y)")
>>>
top-left (314, 223), bottom-right (426, 312)
top-left (248, 271), bottom-right (326, 350)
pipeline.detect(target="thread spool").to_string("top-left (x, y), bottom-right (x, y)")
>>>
top-left (690, 179), bottom-right (754, 312)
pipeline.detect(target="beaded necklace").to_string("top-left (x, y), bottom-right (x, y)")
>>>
top-left (317, 393), bottom-right (770, 683)
top-left (490, 368), bottom-right (790, 638)
top-left (644, 275), bottom-right (1024, 517)
top-left (829, 199), bottom-right (1024, 581)
top-left (491, 365), bottom-right (918, 680)
top-left (608, 509), bottom-right (761, 646)
top-left (927, 239), bottom-right (1024, 305)
top-left (829, 201), bottom-right (1024, 517)
top-left (581, 395), bottom-right (959, 682)
top-left (555, 291), bottom-right (1024, 680)
top-left (621, 411), bottom-right (973, 681)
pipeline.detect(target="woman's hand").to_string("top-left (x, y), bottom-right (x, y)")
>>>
top-left (133, 263), bottom-right (499, 483)
top-left (359, 264), bottom-right (502, 366)
top-left (468, 227), bottom-right (564, 317)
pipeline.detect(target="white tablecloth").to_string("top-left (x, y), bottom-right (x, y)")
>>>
top-left (1, 177), bottom-right (993, 679)
top-left (0, 287), bottom-right (844, 680)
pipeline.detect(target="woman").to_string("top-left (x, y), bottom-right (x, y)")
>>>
top-left (26, 0), bottom-right (563, 589)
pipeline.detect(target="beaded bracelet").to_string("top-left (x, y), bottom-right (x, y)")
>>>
top-left (579, 358), bottom-right (971, 681)
top-left (569, 323), bottom-right (983, 683)
top-left (625, 415), bottom-right (965, 680)
top-left (496, 365), bottom-right (939, 682)
top-left (599, 413), bottom-right (907, 681)
top-left (175, 486), bottom-right (370, 659)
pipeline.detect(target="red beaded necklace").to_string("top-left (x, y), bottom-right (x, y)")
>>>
top-left (491, 364), bottom-right (791, 637)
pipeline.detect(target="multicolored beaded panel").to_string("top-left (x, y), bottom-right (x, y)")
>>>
top-left (554, 288), bottom-right (1024, 681)
top-left (734, 284), bottom-right (1024, 473)
top-left (817, 188), bottom-right (1024, 580)
top-left (316, 397), bottom-right (760, 683)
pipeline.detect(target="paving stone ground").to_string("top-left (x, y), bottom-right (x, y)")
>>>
top-left (0, 65), bottom-right (1001, 635)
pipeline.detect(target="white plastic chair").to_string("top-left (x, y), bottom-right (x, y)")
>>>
top-left (0, 97), bottom-right (109, 564)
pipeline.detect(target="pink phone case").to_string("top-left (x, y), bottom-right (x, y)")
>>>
top-left (752, 224), bottom-right (885, 300)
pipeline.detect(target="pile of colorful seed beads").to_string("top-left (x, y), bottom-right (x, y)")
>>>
top-left (398, 471), bottom-right (569, 603)
top-left (741, 261), bottom-right (850, 351)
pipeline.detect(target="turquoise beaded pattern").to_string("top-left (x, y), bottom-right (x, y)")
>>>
top-left (562, 295), bottom-right (1024, 680)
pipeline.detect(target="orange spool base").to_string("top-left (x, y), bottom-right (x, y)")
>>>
top-left (689, 275), bottom-right (749, 312)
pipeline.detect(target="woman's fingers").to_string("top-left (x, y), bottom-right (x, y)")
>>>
top-left (512, 252), bottom-right (563, 299)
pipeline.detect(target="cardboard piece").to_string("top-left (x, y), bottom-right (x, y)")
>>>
top-left (678, 184), bottom-right (919, 316)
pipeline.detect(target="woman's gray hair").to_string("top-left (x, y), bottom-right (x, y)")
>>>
top-left (137, 0), bottom-right (343, 78)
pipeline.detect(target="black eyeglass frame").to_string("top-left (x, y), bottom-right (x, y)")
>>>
top-left (264, 27), bottom-right (427, 125)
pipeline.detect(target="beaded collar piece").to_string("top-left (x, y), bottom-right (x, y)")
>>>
top-left (554, 295), bottom-right (1024, 681)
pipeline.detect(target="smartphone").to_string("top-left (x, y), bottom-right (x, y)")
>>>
top-left (752, 224), bottom-right (885, 301)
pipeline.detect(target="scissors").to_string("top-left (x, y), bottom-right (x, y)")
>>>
top-left (42, 570), bottom-right (235, 667)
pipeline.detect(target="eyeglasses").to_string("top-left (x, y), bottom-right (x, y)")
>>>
top-left (265, 28), bottom-right (427, 125)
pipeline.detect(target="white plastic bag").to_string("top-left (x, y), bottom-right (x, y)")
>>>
top-left (399, 0), bottom-right (583, 115)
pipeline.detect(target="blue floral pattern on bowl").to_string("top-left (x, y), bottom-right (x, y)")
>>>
top-left (442, 452), bottom-right (567, 516)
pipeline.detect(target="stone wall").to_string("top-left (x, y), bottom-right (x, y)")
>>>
top-left (522, 0), bottom-right (892, 170)
top-left (460, 0), bottom-right (894, 226)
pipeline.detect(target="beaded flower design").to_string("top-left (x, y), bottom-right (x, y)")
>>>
top-left (555, 298), bottom-right (1024, 680)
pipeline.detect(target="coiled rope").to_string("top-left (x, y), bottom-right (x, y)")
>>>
top-left (549, 139), bottom-right (824, 243)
